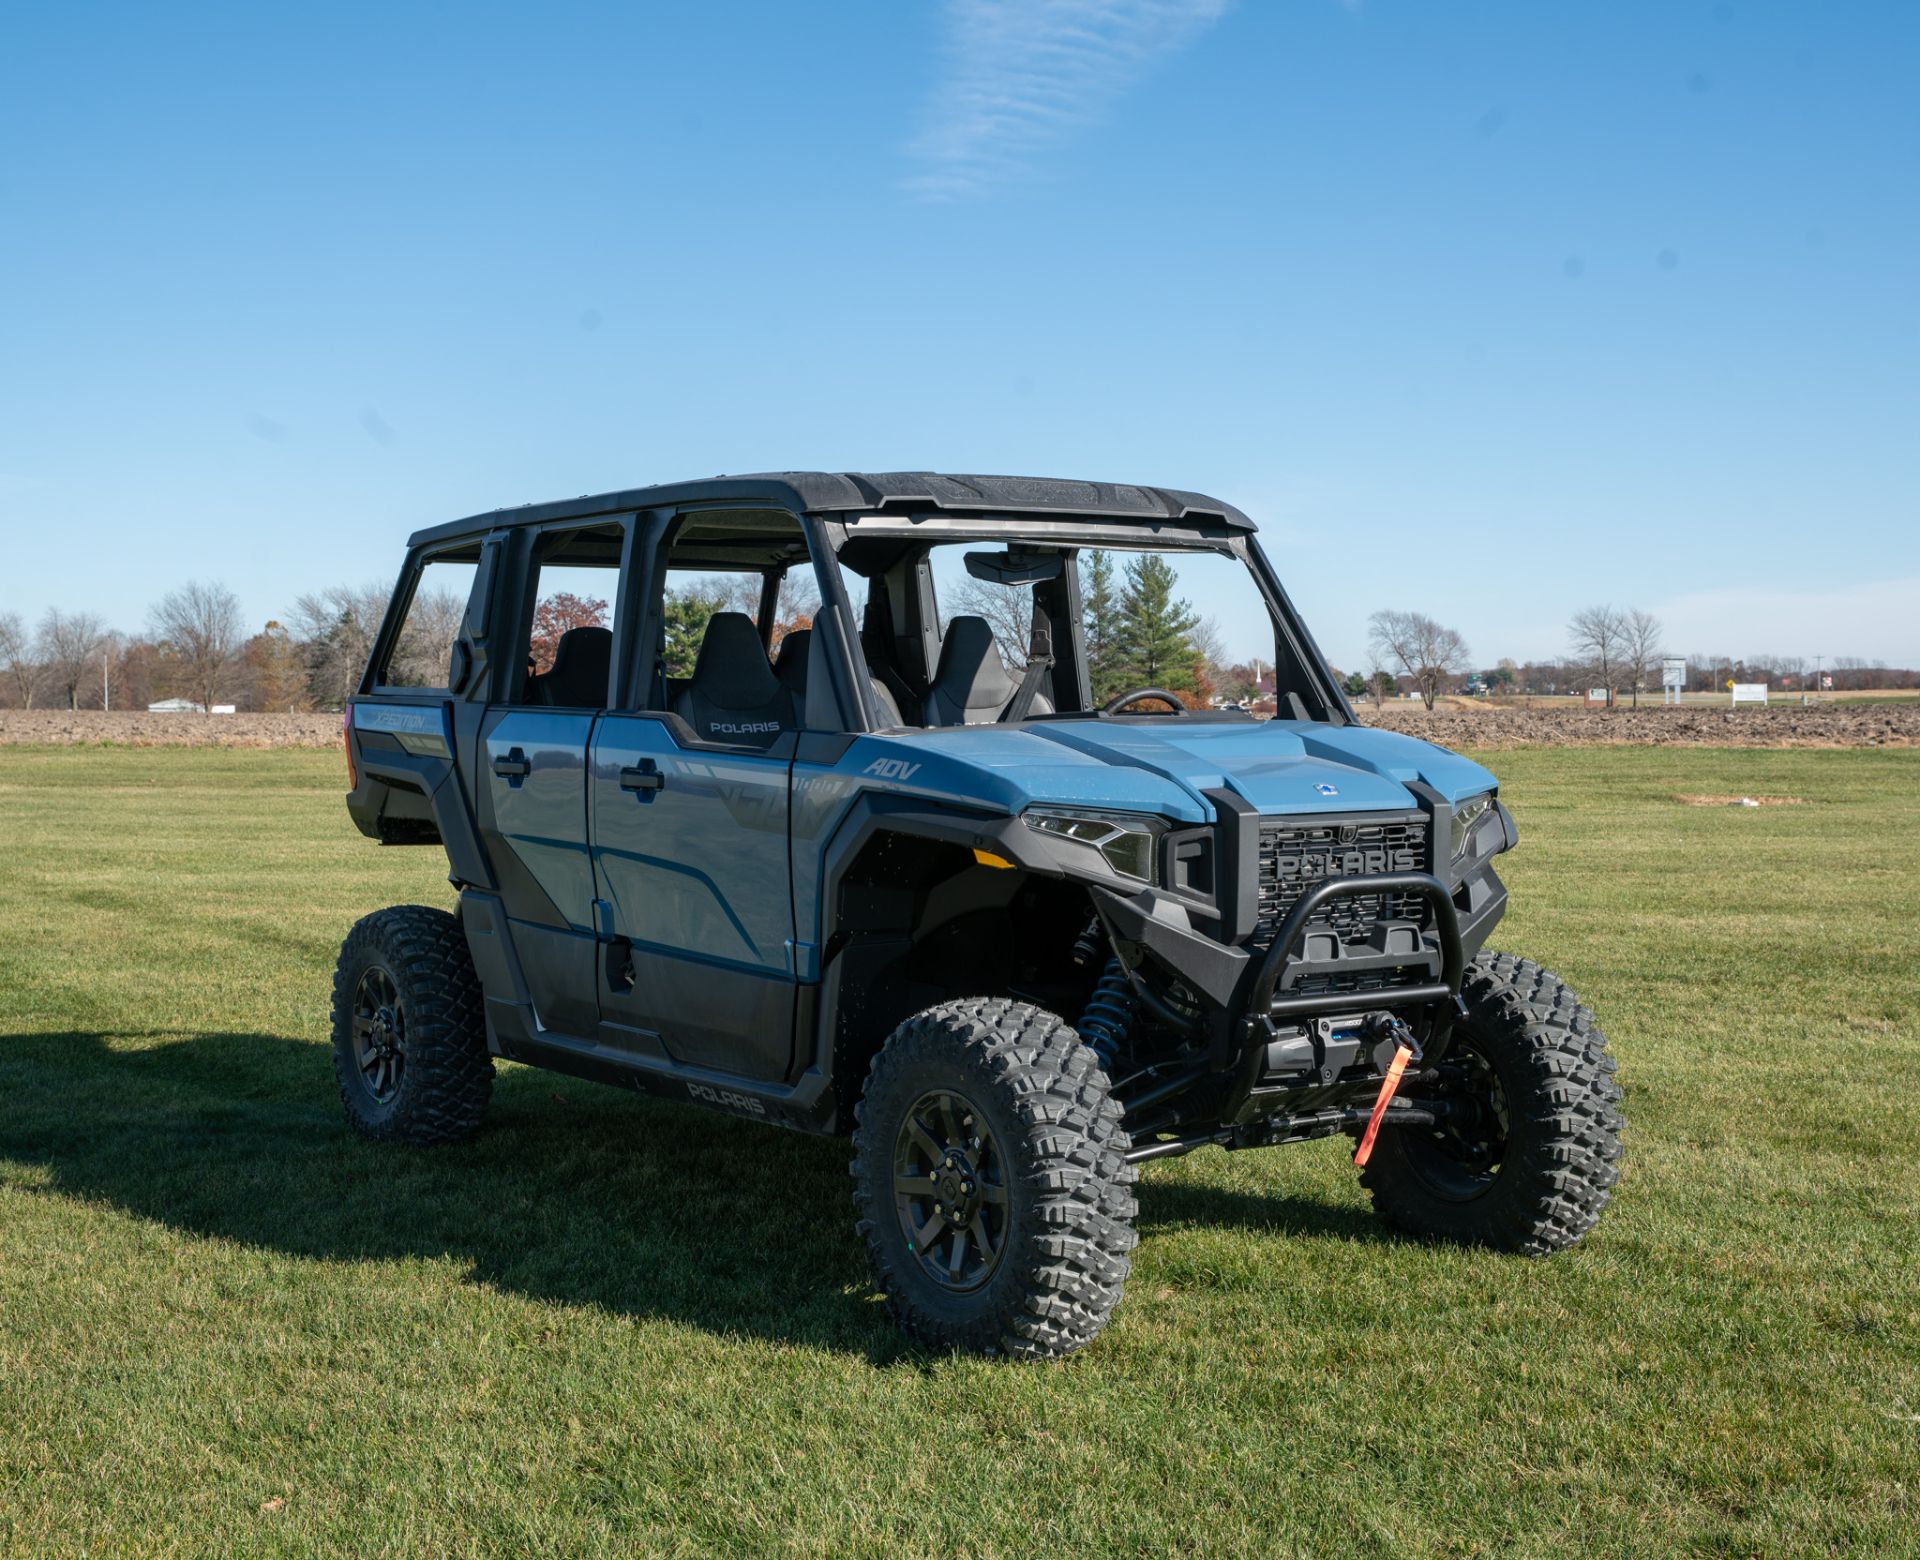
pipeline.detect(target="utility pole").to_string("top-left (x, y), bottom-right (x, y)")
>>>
top-left (103, 647), bottom-right (110, 711)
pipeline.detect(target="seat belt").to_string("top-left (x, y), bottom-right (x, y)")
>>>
top-left (1001, 615), bottom-right (1054, 722)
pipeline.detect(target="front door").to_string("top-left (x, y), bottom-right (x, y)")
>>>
top-left (589, 716), bottom-right (796, 1080)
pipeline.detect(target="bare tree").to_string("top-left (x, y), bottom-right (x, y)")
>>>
top-left (289, 584), bottom-right (390, 709)
top-left (1367, 610), bottom-right (1471, 710)
top-left (1567, 605), bottom-right (1628, 706)
top-left (150, 580), bottom-right (246, 712)
top-left (388, 588), bottom-right (465, 687)
top-left (1190, 616), bottom-right (1230, 695)
top-left (0, 611), bottom-right (36, 708)
top-left (34, 609), bottom-right (109, 710)
top-left (1620, 608), bottom-right (1663, 709)
top-left (720, 571), bottom-right (821, 647)
top-left (947, 578), bottom-right (1035, 668)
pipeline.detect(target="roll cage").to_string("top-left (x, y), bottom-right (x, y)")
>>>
top-left (369, 471), bottom-right (1355, 735)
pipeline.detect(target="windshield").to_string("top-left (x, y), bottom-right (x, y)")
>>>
top-left (833, 527), bottom-right (1325, 725)
top-left (925, 543), bottom-right (1277, 711)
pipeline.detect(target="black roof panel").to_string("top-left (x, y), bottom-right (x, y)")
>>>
top-left (408, 471), bottom-right (1254, 548)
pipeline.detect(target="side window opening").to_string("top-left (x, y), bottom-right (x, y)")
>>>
top-left (378, 547), bottom-right (481, 690)
top-left (509, 523), bottom-right (625, 708)
top-left (661, 568), bottom-right (758, 681)
top-left (648, 509), bottom-right (820, 745)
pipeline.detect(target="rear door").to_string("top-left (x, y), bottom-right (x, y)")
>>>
top-left (473, 520), bottom-right (629, 1038)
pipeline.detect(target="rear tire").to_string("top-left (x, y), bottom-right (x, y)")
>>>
top-left (1361, 953), bottom-right (1623, 1253)
top-left (330, 905), bottom-right (492, 1145)
top-left (851, 999), bottom-right (1136, 1359)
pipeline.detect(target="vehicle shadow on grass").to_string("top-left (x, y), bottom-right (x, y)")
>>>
top-left (1133, 1175), bottom-right (1394, 1248)
top-left (0, 1028), bottom-right (1396, 1355)
top-left (0, 1027), bottom-right (915, 1363)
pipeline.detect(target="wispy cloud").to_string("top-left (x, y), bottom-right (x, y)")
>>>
top-left (906, 0), bottom-right (1231, 199)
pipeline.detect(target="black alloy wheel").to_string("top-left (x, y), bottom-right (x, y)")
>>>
top-left (1396, 1034), bottom-right (1511, 1201)
top-left (1359, 952), bottom-right (1623, 1254)
top-left (350, 964), bottom-right (408, 1104)
top-left (851, 998), bottom-right (1137, 1358)
top-left (330, 904), bottom-right (493, 1145)
top-left (892, 1088), bottom-right (1009, 1292)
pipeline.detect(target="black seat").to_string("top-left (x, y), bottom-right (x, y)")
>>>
top-left (773, 629), bottom-right (810, 696)
top-left (528, 625), bottom-right (612, 708)
top-left (866, 677), bottom-right (905, 727)
top-left (672, 612), bottom-right (794, 748)
top-left (773, 624), bottom-right (908, 728)
top-left (924, 615), bottom-right (1052, 726)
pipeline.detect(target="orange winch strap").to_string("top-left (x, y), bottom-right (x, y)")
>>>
top-left (1353, 1043), bottom-right (1416, 1168)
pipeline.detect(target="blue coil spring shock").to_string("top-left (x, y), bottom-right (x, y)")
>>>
top-left (1077, 956), bottom-right (1136, 1070)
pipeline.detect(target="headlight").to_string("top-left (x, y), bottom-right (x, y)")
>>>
top-left (1023, 808), bottom-right (1161, 885)
top-left (1450, 792), bottom-right (1495, 862)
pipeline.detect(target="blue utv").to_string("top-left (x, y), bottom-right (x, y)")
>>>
top-left (336, 472), bottom-right (1623, 1358)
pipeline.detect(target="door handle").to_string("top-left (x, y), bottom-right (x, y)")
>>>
top-left (620, 761), bottom-right (664, 798)
top-left (492, 748), bottom-right (530, 780)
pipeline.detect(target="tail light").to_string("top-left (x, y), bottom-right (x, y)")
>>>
top-left (343, 705), bottom-right (358, 789)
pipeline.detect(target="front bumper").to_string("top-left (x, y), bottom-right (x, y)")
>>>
top-left (1245, 870), bottom-right (1464, 1020)
top-left (1089, 844), bottom-right (1506, 1023)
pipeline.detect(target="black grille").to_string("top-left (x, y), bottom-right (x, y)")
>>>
top-left (1251, 813), bottom-right (1431, 953)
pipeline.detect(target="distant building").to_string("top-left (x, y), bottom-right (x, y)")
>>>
top-left (147, 699), bottom-right (236, 714)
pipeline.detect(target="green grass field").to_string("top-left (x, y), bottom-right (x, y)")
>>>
top-left (2, 745), bottom-right (1916, 1557)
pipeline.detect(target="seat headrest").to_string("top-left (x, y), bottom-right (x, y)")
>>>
top-left (541, 624), bottom-right (612, 707)
top-left (930, 615), bottom-right (1017, 716)
top-left (773, 628), bottom-right (811, 693)
top-left (690, 612), bottom-right (779, 709)
top-left (936, 616), bottom-right (1001, 676)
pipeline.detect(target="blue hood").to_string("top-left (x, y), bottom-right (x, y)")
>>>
top-left (840, 719), bottom-right (1496, 823)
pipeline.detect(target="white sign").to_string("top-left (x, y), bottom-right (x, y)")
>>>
top-left (1661, 657), bottom-right (1687, 705)
top-left (1730, 683), bottom-right (1769, 705)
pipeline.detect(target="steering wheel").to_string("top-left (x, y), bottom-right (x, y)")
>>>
top-left (1101, 687), bottom-right (1192, 715)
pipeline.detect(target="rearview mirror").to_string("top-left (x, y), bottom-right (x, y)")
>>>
top-left (963, 550), bottom-right (1064, 586)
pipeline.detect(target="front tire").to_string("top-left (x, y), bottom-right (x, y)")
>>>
top-left (330, 905), bottom-right (493, 1145)
top-left (1361, 953), bottom-right (1623, 1253)
top-left (851, 999), bottom-right (1137, 1359)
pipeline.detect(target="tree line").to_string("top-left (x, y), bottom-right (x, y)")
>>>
top-left (4, 577), bottom-right (1909, 714)
top-left (1350, 603), bottom-right (1917, 708)
top-left (0, 583), bottom-right (449, 713)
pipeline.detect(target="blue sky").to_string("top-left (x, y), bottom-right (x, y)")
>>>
top-left (3, 0), bottom-right (1915, 672)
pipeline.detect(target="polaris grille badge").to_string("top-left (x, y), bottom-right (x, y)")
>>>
top-left (1315, 783), bottom-right (1339, 796)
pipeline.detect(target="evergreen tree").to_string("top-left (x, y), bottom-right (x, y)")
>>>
top-left (1079, 549), bottom-right (1127, 702)
top-left (1115, 553), bottom-right (1200, 694)
top-left (662, 584), bottom-right (731, 678)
